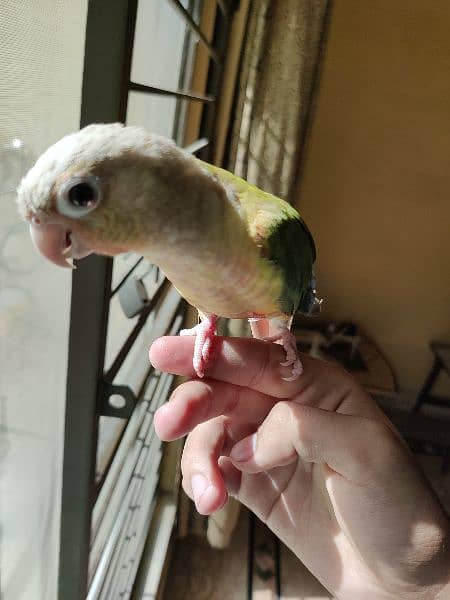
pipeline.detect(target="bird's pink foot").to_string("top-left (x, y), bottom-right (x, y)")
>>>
top-left (263, 328), bottom-right (303, 381)
top-left (180, 314), bottom-right (218, 378)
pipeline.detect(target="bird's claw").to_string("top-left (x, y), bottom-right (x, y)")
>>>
top-left (262, 327), bottom-right (303, 381)
top-left (180, 315), bottom-right (218, 378)
top-left (281, 357), bottom-right (303, 381)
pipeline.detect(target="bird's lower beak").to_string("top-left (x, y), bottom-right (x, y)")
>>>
top-left (29, 222), bottom-right (92, 269)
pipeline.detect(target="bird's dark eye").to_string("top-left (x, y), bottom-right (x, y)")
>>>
top-left (68, 182), bottom-right (97, 207)
top-left (57, 175), bottom-right (102, 218)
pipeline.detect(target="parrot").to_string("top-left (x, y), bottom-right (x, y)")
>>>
top-left (16, 123), bottom-right (321, 381)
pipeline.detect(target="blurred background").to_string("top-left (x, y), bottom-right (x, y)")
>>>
top-left (1, 1), bottom-right (449, 598)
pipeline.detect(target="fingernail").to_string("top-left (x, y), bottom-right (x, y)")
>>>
top-left (191, 474), bottom-right (209, 506)
top-left (230, 434), bottom-right (256, 463)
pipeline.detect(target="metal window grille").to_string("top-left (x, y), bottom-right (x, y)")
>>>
top-left (58, 2), bottom-right (236, 598)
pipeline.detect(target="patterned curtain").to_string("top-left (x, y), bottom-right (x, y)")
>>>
top-left (228, 0), bottom-right (329, 201)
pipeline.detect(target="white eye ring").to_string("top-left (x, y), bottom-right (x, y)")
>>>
top-left (57, 175), bottom-right (102, 218)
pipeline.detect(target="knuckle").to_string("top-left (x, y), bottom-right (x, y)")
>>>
top-left (268, 401), bottom-right (303, 441)
top-left (268, 402), bottom-right (321, 463)
top-left (186, 381), bottom-right (214, 416)
top-left (180, 427), bottom-right (204, 473)
top-left (269, 400), bottom-right (293, 425)
top-left (172, 380), bottom-right (215, 425)
top-left (180, 416), bottom-right (226, 474)
top-left (289, 404), bottom-right (321, 462)
top-left (180, 447), bottom-right (203, 481)
top-left (177, 379), bottom-right (212, 403)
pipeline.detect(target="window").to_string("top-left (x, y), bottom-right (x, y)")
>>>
top-left (1, 1), bottom-right (235, 599)
top-left (1, 2), bottom-right (87, 599)
top-left (0, 0), bottom-right (236, 600)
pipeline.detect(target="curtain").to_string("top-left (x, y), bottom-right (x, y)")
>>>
top-left (228, 0), bottom-right (329, 201)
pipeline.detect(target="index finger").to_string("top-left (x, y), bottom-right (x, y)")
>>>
top-left (149, 335), bottom-right (314, 398)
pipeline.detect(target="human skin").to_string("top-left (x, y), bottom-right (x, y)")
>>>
top-left (150, 335), bottom-right (450, 599)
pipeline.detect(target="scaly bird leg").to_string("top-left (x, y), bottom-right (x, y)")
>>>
top-left (180, 314), bottom-right (218, 378)
top-left (249, 317), bottom-right (302, 382)
top-left (248, 318), bottom-right (270, 339)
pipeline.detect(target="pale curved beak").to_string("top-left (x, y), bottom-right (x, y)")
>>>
top-left (29, 222), bottom-right (92, 268)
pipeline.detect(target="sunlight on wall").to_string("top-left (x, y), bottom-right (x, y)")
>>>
top-left (298, 1), bottom-right (450, 393)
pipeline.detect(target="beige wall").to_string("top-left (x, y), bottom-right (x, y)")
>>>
top-left (298, 1), bottom-right (450, 393)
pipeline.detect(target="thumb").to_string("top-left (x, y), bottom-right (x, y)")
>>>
top-left (230, 401), bottom-right (396, 485)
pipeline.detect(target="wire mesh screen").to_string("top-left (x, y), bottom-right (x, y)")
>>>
top-left (0, 2), bottom-right (88, 600)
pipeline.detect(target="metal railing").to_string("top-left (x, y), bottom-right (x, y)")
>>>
top-left (58, 1), bottom-right (237, 598)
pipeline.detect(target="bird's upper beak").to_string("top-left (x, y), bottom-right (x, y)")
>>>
top-left (29, 219), bottom-right (93, 269)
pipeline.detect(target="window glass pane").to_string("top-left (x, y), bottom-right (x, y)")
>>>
top-left (0, 2), bottom-right (88, 599)
top-left (131, 0), bottom-right (189, 90)
top-left (126, 91), bottom-right (184, 138)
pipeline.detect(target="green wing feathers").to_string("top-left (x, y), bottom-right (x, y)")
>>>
top-left (265, 217), bottom-right (315, 315)
top-left (198, 160), bottom-right (316, 316)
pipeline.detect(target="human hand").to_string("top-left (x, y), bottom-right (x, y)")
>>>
top-left (150, 335), bottom-right (450, 599)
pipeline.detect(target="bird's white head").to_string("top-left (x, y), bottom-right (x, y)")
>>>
top-left (17, 123), bottom-right (218, 268)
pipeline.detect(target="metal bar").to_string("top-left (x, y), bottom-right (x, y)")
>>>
top-left (87, 483), bottom-right (134, 600)
top-left (102, 449), bottom-right (162, 599)
top-left (130, 495), bottom-right (177, 599)
top-left (183, 137), bottom-right (210, 154)
top-left (94, 356), bottom-right (177, 596)
top-left (172, 0), bottom-right (197, 143)
top-left (99, 383), bottom-right (137, 419)
top-left (119, 0), bottom-right (139, 122)
top-left (414, 394), bottom-right (450, 409)
top-left (166, 0), bottom-right (222, 64)
top-left (58, 0), bottom-right (133, 597)
top-left (197, 5), bottom-right (231, 161)
top-left (129, 81), bottom-right (215, 103)
top-left (93, 378), bottom-right (160, 538)
top-left (412, 357), bottom-right (442, 412)
top-left (274, 534), bottom-right (281, 599)
top-left (89, 373), bottom-right (171, 582)
top-left (110, 377), bottom-right (174, 598)
top-left (247, 511), bottom-right (255, 600)
top-left (101, 433), bottom-right (162, 598)
top-left (105, 277), bottom-right (171, 382)
top-left (94, 308), bottom-right (184, 499)
top-left (110, 256), bottom-right (144, 298)
top-left (119, 380), bottom-right (175, 598)
top-left (59, 255), bottom-right (113, 600)
top-left (108, 284), bottom-right (182, 400)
